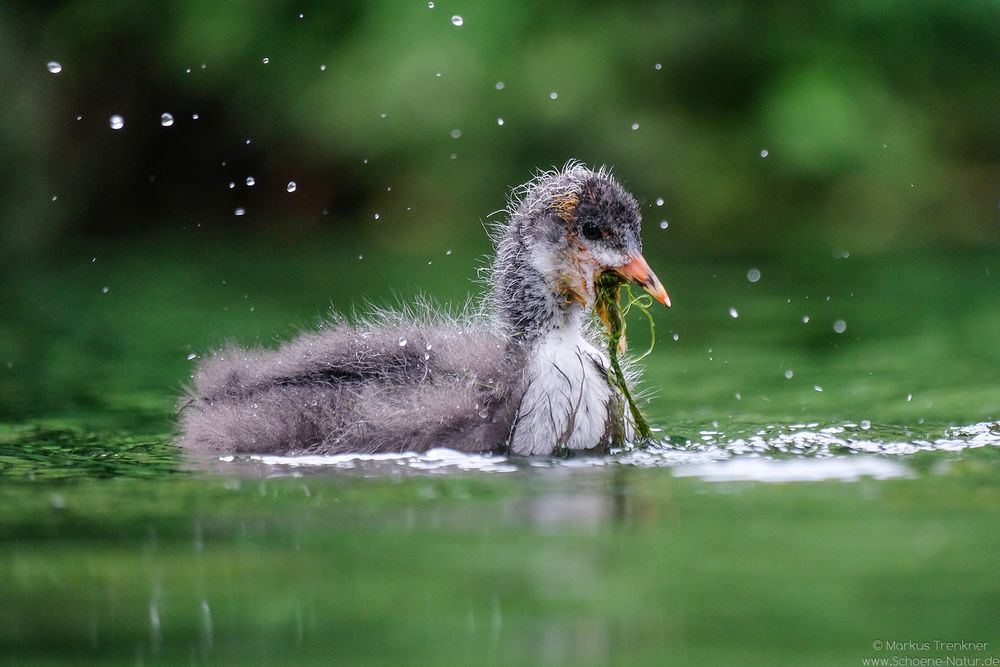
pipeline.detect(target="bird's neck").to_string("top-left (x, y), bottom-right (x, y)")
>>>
top-left (490, 233), bottom-right (585, 345)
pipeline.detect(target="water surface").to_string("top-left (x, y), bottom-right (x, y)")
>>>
top-left (1, 237), bottom-right (998, 665)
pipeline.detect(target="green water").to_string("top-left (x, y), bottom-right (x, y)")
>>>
top-left (1, 234), bottom-right (999, 665)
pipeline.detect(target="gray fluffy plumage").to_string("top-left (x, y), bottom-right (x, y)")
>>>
top-left (177, 161), bottom-right (656, 456)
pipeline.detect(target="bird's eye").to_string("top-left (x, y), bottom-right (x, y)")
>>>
top-left (581, 222), bottom-right (602, 240)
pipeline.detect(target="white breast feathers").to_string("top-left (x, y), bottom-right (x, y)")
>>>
top-left (508, 330), bottom-right (614, 455)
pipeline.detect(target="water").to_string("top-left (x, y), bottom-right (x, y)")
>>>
top-left (0, 237), bottom-right (998, 664)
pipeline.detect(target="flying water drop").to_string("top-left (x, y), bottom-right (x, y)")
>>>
top-left (160, 113), bottom-right (174, 127)
top-left (109, 115), bottom-right (124, 130)
top-left (833, 319), bottom-right (847, 334)
top-left (398, 337), bottom-right (408, 347)
top-left (47, 61), bottom-right (63, 74)
top-left (245, 176), bottom-right (255, 187)
top-left (451, 15), bottom-right (463, 26)
top-left (286, 181), bottom-right (297, 192)
top-left (747, 268), bottom-right (761, 283)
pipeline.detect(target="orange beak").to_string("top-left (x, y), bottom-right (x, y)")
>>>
top-left (613, 253), bottom-right (671, 307)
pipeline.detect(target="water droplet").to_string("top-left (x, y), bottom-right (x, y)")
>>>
top-left (729, 307), bottom-right (739, 319)
top-left (425, 342), bottom-right (433, 350)
top-left (450, 153), bottom-right (458, 160)
top-left (814, 385), bottom-right (824, 392)
top-left (549, 91), bottom-right (558, 100)
top-left (631, 122), bottom-right (640, 131)
top-left (320, 64), bottom-right (327, 71)
top-left (398, 337), bottom-right (408, 347)
top-left (185, 67), bottom-right (192, 74)
top-left (245, 138), bottom-right (252, 145)
top-left (427, 1), bottom-right (434, 7)
top-left (298, 12), bottom-right (304, 19)
top-left (51, 194), bottom-right (58, 202)
top-left (160, 112), bottom-right (174, 127)
top-left (187, 353), bottom-right (198, 361)
top-left (495, 81), bottom-right (505, 90)
top-left (451, 15), bottom-right (463, 26)
top-left (286, 181), bottom-right (297, 193)
top-left (654, 63), bottom-right (662, 71)
top-left (234, 207), bottom-right (246, 216)
top-left (101, 286), bottom-right (110, 294)
top-left (672, 333), bottom-right (680, 341)
top-left (906, 393), bottom-right (913, 402)
top-left (109, 114), bottom-right (124, 130)
top-left (450, 128), bottom-right (462, 139)
top-left (833, 319), bottom-right (847, 334)
top-left (802, 315), bottom-right (810, 324)
top-left (659, 220), bottom-right (669, 229)
top-left (228, 182), bottom-right (235, 189)
top-left (784, 369), bottom-right (794, 379)
top-left (747, 268), bottom-right (761, 283)
top-left (47, 61), bottom-right (62, 74)
top-left (860, 420), bottom-right (872, 430)
top-left (192, 113), bottom-right (200, 120)
top-left (497, 118), bottom-right (504, 126)
top-left (373, 212), bottom-right (380, 220)
top-left (245, 176), bottom-right (255, 187)
top-left (445, 249), bottom-right (452, 255)
top-left (435, 72), bottom-right (442, 77)
top-left (262, 57), bottom-right (270, 64)
top-left (759, 149), bottom-right (769, 158)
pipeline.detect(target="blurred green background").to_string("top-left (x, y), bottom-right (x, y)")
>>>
top-left (2, 6), bottom-right (1000, 666)
top-left (4, 0), bottom-right (999, 258)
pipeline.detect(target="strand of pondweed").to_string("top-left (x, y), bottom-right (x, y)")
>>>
top-left (595, 273), bottom-right (654, 446)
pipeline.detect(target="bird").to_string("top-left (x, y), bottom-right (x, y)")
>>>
top-left (177, 161), bottom-right (670, 457)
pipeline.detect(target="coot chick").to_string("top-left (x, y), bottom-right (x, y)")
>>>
top-left (178, 162), bottom-right (669, 456)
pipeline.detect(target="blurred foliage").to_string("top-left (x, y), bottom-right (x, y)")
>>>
top-left (2, 0), bottom-right (999, 257)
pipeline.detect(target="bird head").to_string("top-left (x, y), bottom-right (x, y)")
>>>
top-left (518, 164), bottom-right (670, 315)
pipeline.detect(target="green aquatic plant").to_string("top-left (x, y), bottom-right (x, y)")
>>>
top-left (595, 272), bottom-right (656, 447)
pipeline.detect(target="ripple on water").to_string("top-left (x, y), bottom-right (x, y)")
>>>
top-left (222, 421), bottom-right (1000, 482)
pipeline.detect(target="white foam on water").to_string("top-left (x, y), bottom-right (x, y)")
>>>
top-left (226, 421), bottom-right (1000, 482)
